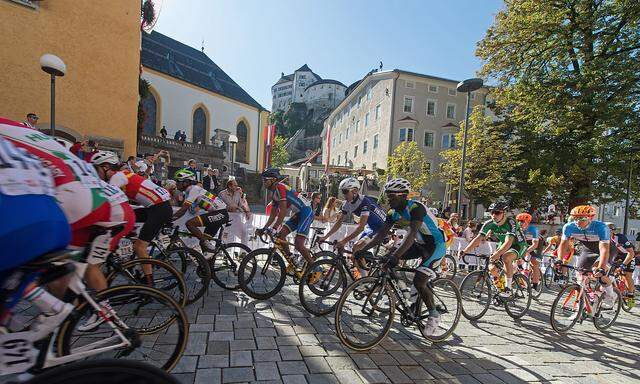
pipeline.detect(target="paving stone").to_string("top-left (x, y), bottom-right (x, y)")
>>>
top-left (324, 356), bottom-right (357, 371)
top-left (350, 355), bottom-right (378, 369)
top-left (333, 370), bottom-right (364, 384)
top-left (257, 336), bottom-right (279, 349)
top-left (304, 357), bottom-right (332, 373)
top-left (279, 346), bottom-right (303, 361)
top-left (199, 355), bottom-right (230, 368)
top-left (235, 328), bottom-right (255, 340)
top-left (255, 327), bottom-right (278, 337)
top-left (379, 365), bottom-right (412, 384)
top-left (230, 339), bottom-right (257, 351)
top-left (222, 367), bottom-right (255, 383)
top-left (195, 368), bottom-right (222, 384)
top-left (185, 333), bottom-right (209, 355)
top-left (278, 361), bottom-right (310, 375)
top-left (255, 362), bottom-right (280, 381)
top-left (253, 349), bottom-right (282, 362)
top-left (282, 375), bottom-right (308, 384)
top-left (173, 356), bottom-right (199, 373)
top-left (276, 336), bottom-right (302, 346)
top-left (400, 366), bottom-right (434, 380)
top-left (210, 331), bottom-right (235, 341)
top-left (470, 373), bottom-right (506, 384)
top-left (231, 350), bottom-right (253, 367)
top-left (190, 323), bottom-right (215, 332)
top-left (299, 345), bottom-right (327, 357)
top-left (421, 363), bottom-right (455, 379)
top-left (198, 314), bottom-right (216, 323)
top-left (356, 369), bottom-right (390, 384)
top-left (173, 373), bottom-right (196, 384)
top-left (305, 373), bottom-right (339, 384)
top-left (208, 341), bottom-right (230, 355)
top-left (368, 353), bottom-right (399, 366)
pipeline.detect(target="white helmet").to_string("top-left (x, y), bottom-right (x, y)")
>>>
top-left (339, 177), bottom-right (360, 190)
top-left (89, 151), bottom-right (119, 166)
top-left (384, 178), bottom-right (411, 193)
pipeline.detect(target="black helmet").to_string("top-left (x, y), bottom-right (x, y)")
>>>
top-left (261, 168), bottom-right (281, 179)
top-left (487, 201), bottom-right (509, 212)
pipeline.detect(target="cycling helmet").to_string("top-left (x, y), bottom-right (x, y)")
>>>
top-left (383, 178), bottom-right (411, 193)
top-left (339, 177), bottom-right (360, 190)
top-left (174, 169), bottom-right (196, 182)
top-left (555, 228), bottom-right (562, 235)
top-left (487, 201), bottom-right (509, 212)
top-left (516, 213), bottom-right (532, 224)
top-left (569, 205), bottom-right (596, 218)
top-left (261, 168), bottom-right (282, 179)
top-left (89, 151), bottom-right (119, 166)
top-left (164, 179), bottom-right (177, 189)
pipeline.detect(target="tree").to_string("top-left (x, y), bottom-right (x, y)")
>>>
top-left (477, 0), bottom-right (640, 208)
top-left (270, 136), bottom-right (289, 168)
top-left (386, 141), bottom-right (431, 194)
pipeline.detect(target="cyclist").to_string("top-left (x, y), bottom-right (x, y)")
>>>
top-left (559, 205), bottom-right (616, 307)
top-left (605, 222), bottom-right (635, 306)
top-left (257, 168), bottom-right (314, 267)
top-left (461, 201), bottom-right (527, 298)
top-left (317, 177), bottom-right (386, 279)
top-left (543, 228), bottom-right (574, 283)
top-left (90, 151), bottom-right (173, 285)
top-left (172, 169), bottom-right (229, 252)
top-left (516, 212), bottom-right (543, 291)
top-left (356, 178), bottom-right (446, 337)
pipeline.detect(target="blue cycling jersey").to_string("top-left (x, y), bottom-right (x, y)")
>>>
top-left (340, 194), bottom-right (386, 233)
top-left (385, 200), bottom-right (444, 246)
top-left (562, 220), bottom-right (610, 255)
top-left (271, 182), bottom-right (309, 215)
top-left (523, 225), bottom-right (539, 242)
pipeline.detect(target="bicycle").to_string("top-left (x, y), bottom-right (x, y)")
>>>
top-left (542, 257), bottom-right (576, 290)
top-left (334, 259), bottom-right (461, 350)
top-left (405, 254), bottom-right (457, 280)
top-left (518, 254), bottom-right (543, 299)
top-left (549, 264), bottom-right (622, 334)
top-left (458, 253), bottom-right (532, 321)
top-left (608, 262), bottom-right (635, 313)
top-left (149, 223), bottom-right (212, 305)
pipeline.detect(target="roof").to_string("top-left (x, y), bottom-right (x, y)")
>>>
top-left (393, 69), bottom-right (463, 85)
top-left (141, 31), bottom-right (264, 110)
top-left (275, 73), bottom-right (294, 85)
top-left (286, 150), bottom-right (321, 166)
top-left (294, 64), bottom-right (321, 80)
top-left (304, 79), bottom-right (346, 91)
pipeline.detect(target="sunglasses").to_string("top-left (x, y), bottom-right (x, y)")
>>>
top-left (490, 210), bottom-right (504, 215)
top-left (341, 189), bottom-right (351, 195)
top-left (574, 216), bottom-right (590, 222)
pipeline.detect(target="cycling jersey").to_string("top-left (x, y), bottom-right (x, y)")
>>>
top-left (562, 220), bottom-right (610, 256)
top-left (480, 217), bottom-right (528, 257)
top-left (109, 170), bottom-right (170, 207)
top-left (523, 225), bottom-right (539, 242)
top-left (184, 184), bottom-right (226, 212)
top-left (340, 194), bottom-right (386, 233)
top-left (612, 233), bottom-right (633, 252)
top-left (270, 182), bottom-right (309, 215)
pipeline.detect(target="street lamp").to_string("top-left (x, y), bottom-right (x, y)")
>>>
top-left (228, 134), bottom-right (238, 176)
top-left (39, 54), bottom-right (66, 138)
top-left (455, 77), bottom-right (484, 218)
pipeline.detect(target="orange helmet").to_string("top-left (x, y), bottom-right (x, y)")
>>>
top-left (570, 205), bottom-right (596, 218)
top-left (516, 213), bottom-right (532, 224)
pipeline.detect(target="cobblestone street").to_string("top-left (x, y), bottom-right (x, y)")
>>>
top-left (172, 276), bottom-right (640, 384)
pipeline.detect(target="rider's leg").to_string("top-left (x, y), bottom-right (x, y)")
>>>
top-left (503, 251), bottom-right (517, 288)
top-left (352, 238), bottom-right (369, 277)
top-left (293, 207), bottom-right (314, 264)
top-left (531, 257), bottom-right (541, 286)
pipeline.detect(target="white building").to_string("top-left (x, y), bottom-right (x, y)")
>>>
top-left (140, 31), bottom-right (268, 171)
top-left (271, 64), bottom-right (346, 112)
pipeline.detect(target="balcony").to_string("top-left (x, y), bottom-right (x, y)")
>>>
top-left (137, 134), bottom-right (226, 168)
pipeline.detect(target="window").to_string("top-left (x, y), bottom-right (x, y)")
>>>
top-left (375, 104), bottom-right (381, 120)
top-left (399, 127), bottom-right (414, 142)
top-left (614, 206), bottom-right (621, 216)
top-left (344, 151), bottom-right (348, 164)
top-left (442, 133), bottom-right (456, 149)
top-left (354, 145), bottom-right (358, 158)
top-left (346, 126), bottom-right (350, 139)
top-left (403, 96), bottom-right (414, 113)
top-left (192, 106), bottom-right (207, 144)
top-left (373, 134), bottom-right (379, 149)
top-left (363, 140), bottom-right (368, 154)
top-left (339, 132), bottom-right (342, 144)
top-left (141, 91), bottom-right (158, 135)
top-left (236, 120), bottom-right (248, 163)
top-left (448, 88), bottom-right (457, 96)
top-left (424, 131), bottom-right (434, 147)
top-left (299, 82), bottom-right (306, 87)
top-left (428, 84), bottom-right (438, 93)
top-left (446, 103), bottom-right (456, 119)
top-left (360, 95), bottom-right (366, 106)
top-left (332, 137), bottom-right (336, 148)
top-left (405, 80), bottom-right (415, 89)
top-left (372, 162), bottom-right (377, 170)
top-left (300, 74), bottom-right (306, 79)
top-left (470, 92), bottom-right (476, 100)
top-left (367, 87), bottom-right (372, 100)
top-left (355, 120), bottom-right (360, 133)
top-left (426, 100), bottom-right (437, 116)
top-left (365, 113), bottom-right (370, 127)
top-left (338, 155), bottom-right (341, 165)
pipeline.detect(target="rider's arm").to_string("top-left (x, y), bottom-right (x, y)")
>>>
top-left (526, 238), bottom-right (539, 255)
top-left (360, 221), bottom-right (393, 252)
top-left (271, 200), bottom-right (288, 231)
top-left (172, 201), bottom-right (191, 220)
top-left (598, 240), bottom-right (610, 269)
top-left (623, 246), bottom-right (635, 265)
top-left (343, 214), bottom-right (368, 243)
top-left (493, 235), bottom-right (514, 259)
top-left (321, 213), bottom-right (344, 239)
top-left (542, 239), bottom-right (554, 255)
top-left (462, 233), bottom-right (486, 254)
top-left (390, 218), bottom-right (420, 259)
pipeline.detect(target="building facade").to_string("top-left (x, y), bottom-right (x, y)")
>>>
top-left (141, 31), bottom-right (269, 172)
top-left (0, 0), bottom-right (140, 155)
top-left (271, 64), bottom-right (346, 112)
top-left (322, 69), bottom-right (490, 206)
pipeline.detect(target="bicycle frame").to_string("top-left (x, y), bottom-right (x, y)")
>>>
top-left (560, 268), bottom-right (599, 316)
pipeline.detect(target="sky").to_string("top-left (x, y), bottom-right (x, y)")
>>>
top-left (153, 0), bottom-right (504, 110)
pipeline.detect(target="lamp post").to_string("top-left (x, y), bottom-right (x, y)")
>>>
top-left (455, 78), bottom-right (484, 218)
top-left (228, 134), bottom-right (238, 177)
top-left (39, 54), bottom-right (66, 138)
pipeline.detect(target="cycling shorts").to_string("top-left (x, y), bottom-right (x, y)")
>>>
top-left (576, 253), bottom-right (599, 271)
top-left (400, 235), bottom-right (446, 275)
top-left (356, 225), bottom-right (375, 241)
top-left (70, 201), bottom-right (135, 251)
top-left (503, 242), bottom-right (527, 259)
top-left (283, 206), bottom-right (314, 238)
top-left (134, 201), bottom-right (173, 242)
top-left (0, 193), bottom-right (71, 271)
top-left (197, 209), bottom-right (230, 237)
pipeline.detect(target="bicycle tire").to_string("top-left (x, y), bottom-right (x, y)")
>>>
top-left (105, 258), bottom-right (187, 307)
top-left (504, 272), bottom-right (531, 319)
top-left (313, 250), bottom-right (337, 260)
top-left (57, 285), bottom-right (189, 372)
top-left (543, 265), bottom-right (554, 289)
top-left (210, 242), bottom-right (251, 290)
top-left (159, 247), bottom-right (211, 305)
top-left (593, 287), bottom-right (622, 331)
top-left (335, 276), bottom-right (395, 351)
top-left (459, 270), bottom-right (492, 321)
top-left (299, 258), bottom-right (348, 316)
top-left (418, 278), bottom-right (462, 342)
top-left (615, 278), bottom-right (632, 313)
top-left (550, 283), bottom-right (583, 334)
top-left (531, 267), bottom-right (543, 299)
top-left (24, 359), bottom-right (180, 384)
top-left (238, 249), bottom-right (287, 300)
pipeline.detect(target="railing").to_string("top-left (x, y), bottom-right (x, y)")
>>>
top-left (137, 134), bottom-right (225, 167)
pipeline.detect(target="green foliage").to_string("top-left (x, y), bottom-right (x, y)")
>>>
top-left (387, 141), bottom-right (431, 194)
top-left (270, 136), bottom-right (289, 168)
top-left (477, 0), bottom-right (640, 208)
top-left (141, 0), bottom-right (156, 26)
top-left (269, 103), bottom-right (323, 138)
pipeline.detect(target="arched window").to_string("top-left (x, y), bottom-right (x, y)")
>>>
top-left (192, 107), bottom-right (207, 144)
top-left (141, 92), bottom-right (158, 135)
top-left (236, 120), bottom-right (248, 164)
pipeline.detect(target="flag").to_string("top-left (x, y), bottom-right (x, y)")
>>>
top-left (263, 124), bottom-right (276, 169)
top-left (325, 125), bottom-right (331, 173)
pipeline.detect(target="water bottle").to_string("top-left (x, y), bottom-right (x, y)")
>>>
top-left (397, 280), bottom-right (411, 301)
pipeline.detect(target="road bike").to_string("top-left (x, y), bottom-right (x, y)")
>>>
top-left (543, 257), bottom-right (576, 290)
top-left (609, 262), bottom-right (634, 313)
top-left (518, 254), bottom-right (543, 299)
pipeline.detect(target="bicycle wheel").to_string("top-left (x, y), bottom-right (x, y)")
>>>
top-left (57, 285), bottom-right (189, 372)
top-left (505, 272), bottom-right (531, 319)
top-left (593, 288), bottom-right (622, 331)
top-left (543, 265), bottom-right (555, 289)
top-left (210, 242), bottom-right (251, 290)
top-left (238, 249), bottom-right (286, 300)
top-left (441, 255), bottom-right (457, 279)
top-left (313, 250), bottom-right (337, 261)
top-left (105, 258), bottom-right (187, 307)
top-left (335, 277), bottom-right (395, 351)
top-left (24, 359), bottom-right (180, 384)
top-left (550, 283), bottom-right (583, 334)
top-left (459, 270), bottom-right (492, 320)
top-left (160, 247), bottom-right (211, 305)
top-left (418, 278), bottom-right (461, 342)
top-left (299, 258), bottom-right (348, 316)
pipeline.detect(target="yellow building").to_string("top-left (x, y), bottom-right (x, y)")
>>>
top-left (0, 0), bottom-right (140, 155)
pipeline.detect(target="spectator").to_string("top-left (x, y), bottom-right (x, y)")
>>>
top-left (202, 167), bottom-right (219, 193)
top-left (23, 113), bottom-right (38, 129)
top-left (69, 140), bottom-right (82, 157)
top-left (448, 213), bottom-right (463, 236)
top-left (462, 221), bottom-right (477, 242)
top-left (443, 205), bottom-right (452, 219)
top-left (218, 179), bottom-right (250, 219)
top-left (136, 151), bottom-right (165, 179)
top-left (547, 200), bottom-right (557, 224)
top-left (310, 192), bottom-right (323, 221)
top-left (174, 130), bottom-right (181, 140)
top-left (160, 126), bottom-right (168, 138)
top-left (123, 156), bottom-right (138, 172)
top-left (322, 196), bottom-right (340, 224)
top-left (181, 131), bottom-right (187, 142)
top-left (74, 140), bottom-right (98, 162)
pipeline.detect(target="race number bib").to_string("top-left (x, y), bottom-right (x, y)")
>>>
top-left (63, 156), bottom-right (102, 189)
top-left (98, 180), bottom-right (128, 205)
top-left (0, 333), bottom-right (38, 375)
top-left (116, 238), bottom-right (134, 258)
top-left (0, 139), bottom-right (55, 196)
